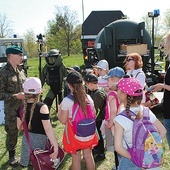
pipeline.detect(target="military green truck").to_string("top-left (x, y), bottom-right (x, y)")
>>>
top-left (0, 37), bottom-right (28, 74)
top-left (81, 10), bottom-right (165, 86)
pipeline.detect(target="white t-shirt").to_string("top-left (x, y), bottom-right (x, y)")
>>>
top-left (127, 68), bottom-right (146, 103)
top-left (60, 94), bottom-right (94, 118)
top-left (114, 106), bottom-right (157, 149)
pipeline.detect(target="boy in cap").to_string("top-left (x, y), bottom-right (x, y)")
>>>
top-left (0, 45), bottom-right (26, 166)
top-left (93, 59), bottom-right (109, 92)
top-left (85, 73), bottom-right (107, 162)
top-left (102, 66), bottom-right (125, 170)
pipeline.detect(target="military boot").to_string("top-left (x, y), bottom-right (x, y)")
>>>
top-left (9, 150), bottom-right (18, 167)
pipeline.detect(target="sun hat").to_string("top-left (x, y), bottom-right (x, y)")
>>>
top-left (103, 67), bottom-right (125, 79)
top-left (23, 77), bottom-right (42, 94)
top-left (6, 45), bottom-right (23, 55)
top-left (66, 71), bottom-right (83, 85)
top-left (117, 77), bottom-right (143, 96)
top-left (85, 73), bottom-right (98, 83)
top-left (94, 59), bottom-right (109, 70)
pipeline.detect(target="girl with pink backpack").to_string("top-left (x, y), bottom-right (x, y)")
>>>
top-left (114, 76), bottom-right (166, 170)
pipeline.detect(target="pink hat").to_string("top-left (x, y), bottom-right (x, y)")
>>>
top-left (117, 77), bottom-right (143, 96)
top-left (23, 77), bottom-right (42, 94)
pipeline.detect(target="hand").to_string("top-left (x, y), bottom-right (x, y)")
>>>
top-left (106, 120), bottom-right (114, 129)
top-left (151, 83), bottom-right (164, 92)
top-left (50, 146), bottom-right (59, 159)
top-left (14, 92), bottom-right (25, 100)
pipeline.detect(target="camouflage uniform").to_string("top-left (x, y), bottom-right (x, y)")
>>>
top-left (0, 62), bottom-right (26, 152)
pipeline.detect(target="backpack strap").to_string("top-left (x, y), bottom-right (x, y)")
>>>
top-left (142, 106), bottom-right (150, 121)
top-left (119, 110), bottom-right (136, 121)
top-left (66, 94), bottom-right (80, 121)
top-left (135, 71), bottom-right (143, 78)
top-left (107, 91), bottom-right (119, 109)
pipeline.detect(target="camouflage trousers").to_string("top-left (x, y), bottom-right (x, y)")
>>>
top-left (4, 110), bottom-right (18, 152)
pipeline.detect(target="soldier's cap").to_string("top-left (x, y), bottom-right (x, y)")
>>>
top-left (6, 45), bottom-right (23, 55)
top-left (85, 73), bottom-right (98, 83)
top-left (23, 77), bottom-right (42, 94)
top-left (66, 71), bottom-right (83, 86)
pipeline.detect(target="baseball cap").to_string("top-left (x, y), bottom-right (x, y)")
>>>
top-left (85, 73), bottom-right (98, 83)
top-left (66, 71), bottom-right (83, 85)
top-left (23, 77), bottom-right (42, 94)
top-left (117, 77), bottom-right (143, 96)
top-left (103, 67), bottom-right (125, 79)
top-left (94, 60), bottom-right (109, 70)
top-left (6, 45), bottom-right (23, 55)
top-left (67, 65), bottom-right (81, 73)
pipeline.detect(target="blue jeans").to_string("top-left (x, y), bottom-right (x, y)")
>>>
top-left (118, 157), bottom-right (141, 170)
top-left (164, 119), bottom-right (170, 148)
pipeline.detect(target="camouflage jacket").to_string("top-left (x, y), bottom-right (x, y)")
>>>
top-left (0, 62), bottom-right (26, 110)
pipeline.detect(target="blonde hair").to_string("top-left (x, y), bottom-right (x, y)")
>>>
top-left (163, 31), bottom-right (170, 57)
top-left (125, 95), bottom-right (143, 119)
top-left (20, 93), bottom-right (41, 130)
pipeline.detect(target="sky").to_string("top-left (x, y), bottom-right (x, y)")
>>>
top-left (0, 0), bottom-right (170, 37)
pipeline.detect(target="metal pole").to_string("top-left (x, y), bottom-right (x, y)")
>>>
top-left (82, 0), bottom-right (85, 22)
top-left (151, 16), bottom-right (155, 73)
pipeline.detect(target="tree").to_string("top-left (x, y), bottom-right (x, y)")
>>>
top-left (141, 14), bottom-right (162, 47)
top-left (46, 6), bottom-right (81, 56)
top-left (163, 9), bottom-right (170, 33)
top-left (0, 13), bottom-right (14, 38)
top-left (23, 29), bottom-right (37, 58)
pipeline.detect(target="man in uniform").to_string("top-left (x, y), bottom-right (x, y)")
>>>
top-left (0, 45), bottom-right (26, 166)
top-left (41, 49), bottom-right (67, 112)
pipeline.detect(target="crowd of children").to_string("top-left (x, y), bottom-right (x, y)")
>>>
top-left (1, 45), bottom-right (168, 170)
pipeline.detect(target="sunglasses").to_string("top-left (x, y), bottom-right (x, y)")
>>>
top-left (127, 58), bottom-right (134, 62)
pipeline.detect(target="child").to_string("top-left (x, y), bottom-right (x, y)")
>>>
top-left (103, 66), bottom-right (125, 170)
top-left (93, 59), bottom-right (109, 92)
top-left (85, 73), bottom-right (107, 162)
top-left (58, 71), bottom-right (97, 170)
top-left (17, 77), bottom-right (59, 167)
top-left (114, 76), bottom-right (166, 169)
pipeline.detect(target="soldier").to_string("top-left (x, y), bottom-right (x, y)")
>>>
top-left (41, 49), bottom-right (67, 112)
top-left (0, 45), bottom-right (26, 166)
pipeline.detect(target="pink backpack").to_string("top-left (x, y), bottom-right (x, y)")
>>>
top-left (67, 94), bottom-right (96, 141)
top-left (105, 91), bottom-right (119, 121)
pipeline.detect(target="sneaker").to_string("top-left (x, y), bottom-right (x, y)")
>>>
top-left (94, 154), bottom-right (105, 162)
top-left (9, 156), bottom-right (18, 167)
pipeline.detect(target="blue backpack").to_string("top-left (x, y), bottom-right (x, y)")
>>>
top-left (120, 106), bottom-right (163, 169)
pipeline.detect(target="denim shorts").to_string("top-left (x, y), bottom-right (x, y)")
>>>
top-left (118, 157), bottom-right (141, 170)
top-left (118, 157), bottom-right (160, 170)
top-left (164, 119), bottom-right (170, 148)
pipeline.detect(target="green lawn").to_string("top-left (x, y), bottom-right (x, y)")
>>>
top-left (0, 55), bottom-right (170, 169)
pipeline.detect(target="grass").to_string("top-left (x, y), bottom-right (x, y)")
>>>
top-left (0, 54), bottom-right (170, 169)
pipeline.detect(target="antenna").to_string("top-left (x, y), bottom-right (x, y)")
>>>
top-left (82, 0), bottom-right (85, 23)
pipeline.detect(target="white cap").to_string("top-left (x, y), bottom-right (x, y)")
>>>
top-left (95, 60), bottom-right (109, 70)
top-left (23, 77), bottom-right (42, 94)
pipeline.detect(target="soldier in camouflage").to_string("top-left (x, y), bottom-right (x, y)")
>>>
top-left (0, 45), bottom-right (26, 166)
